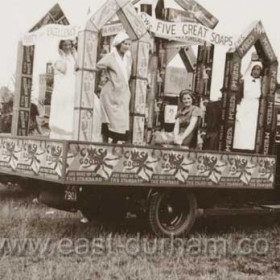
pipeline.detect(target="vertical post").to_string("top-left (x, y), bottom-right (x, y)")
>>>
top-left (117, 2), bottom-right (150, 144)
top-left (218, 52), bottom-right (241, 152)
top-left (73, 30), bottom-right (99, 141)
top-left (147, 48), bottom-right (158, 130)
top-left (260, 62), bottom-right (278, 154)
top-left (130, 38), bottom-right (150, 144)
top-left (73, 0), bottom-right (120, 141)
top-left (11, 43), bottom-right (34, 136)
top-left (194, 43), bottom-right (214, 100)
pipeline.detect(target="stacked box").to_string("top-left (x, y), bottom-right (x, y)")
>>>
top-left (218, 52), bottom-right (231, 151)
top-left (140, 4), bottom-right (152, 16)
top-left (164, 8), bottom-right (196, 23)
top-left (260, 62), bottom-right (278, 154)
top-left (256, 34), bottom-right (277, 64)
top-left (218, 53), bottom-right (241, 152)
top-left (194, 43), bottom-right (214, 99)
top-left (38, 66), bottom-right (54, 116)
top-left (131, 116), bottom-right (145, 144)
top-left (130, 79), bottom-right (147, 116)
top-left (73, 30), bottom-right (99, 141)
top-left (101, 22), bottom-right (124, 37)
top-left (235, 21), bottom-right (263, 58)
top-left (117, 2), bottom-right (148, 40)
top-left (147, 53), bottom-right (158, 129)
top-left (129, 39), bottom-right (150, 144)
top-left (12, 45), bottom-right (35, 136)
top-left (174, 0), bottom-right (218, 28)
top-left (274, 86), bottom-right (280, 144)
top-left (89, 0), bottom-right (119, 31)
top-left (255, 97), bottom-right (266, 153)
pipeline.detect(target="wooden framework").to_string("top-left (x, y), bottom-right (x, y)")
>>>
top-left (11, 4), bottom-right (69, 137)
top-left (75, 0), bottom-right (150, 144)
top-left (11, 0), bottom-right (220, 146)
top-left (219, 21), bottom-right (278, 155)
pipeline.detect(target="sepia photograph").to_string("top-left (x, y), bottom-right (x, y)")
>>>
top-left (0, 0), bottom-right (280, 279)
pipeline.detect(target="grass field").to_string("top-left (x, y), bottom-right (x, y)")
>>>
top-left (1, 183), bottom-right (280, 280)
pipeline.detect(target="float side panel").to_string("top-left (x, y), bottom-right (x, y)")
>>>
top-left (0, 136), bottom-right (67, 183)
top-left (65, 142), bottom-right (276, 189)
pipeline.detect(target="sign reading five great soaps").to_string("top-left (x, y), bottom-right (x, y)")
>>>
top-left (141, 12), bottom-right (234, 47)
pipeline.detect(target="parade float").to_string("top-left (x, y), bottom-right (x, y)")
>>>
top-left (0, 0), bottom-right (279, 237)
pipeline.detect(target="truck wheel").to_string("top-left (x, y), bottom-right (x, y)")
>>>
top-left (148, 191), bottom-right (197, 237)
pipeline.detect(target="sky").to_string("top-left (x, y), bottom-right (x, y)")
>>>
top-left (0, 0), bottom-right (279, 100)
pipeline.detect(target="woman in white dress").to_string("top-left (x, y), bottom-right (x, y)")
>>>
top-left (49, 40), bottom-right (77, 140)
top-left (233, 61), bottom-right (263, 150)
top-left (96, 32), bottom-right (132, 143)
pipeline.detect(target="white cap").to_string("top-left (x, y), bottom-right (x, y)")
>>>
top-left (112, 31), bottom-right (130, 47)
top-left (251, 61), bottom-right (263, 69)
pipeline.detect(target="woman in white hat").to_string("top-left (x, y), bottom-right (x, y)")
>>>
top-left (233, 61), bottom-right (263, 150)
top-left (97, 31), bottom-right (132, 143)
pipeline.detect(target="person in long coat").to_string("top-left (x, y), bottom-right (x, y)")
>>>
top-left (97, 32), bottom-right (132, 143)
top-left (233, 61), bottom-right (263, 150)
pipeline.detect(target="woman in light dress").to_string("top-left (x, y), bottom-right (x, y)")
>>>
top-left (233, 61), bottom-right (263, 150)
top-left (49, 40), bottom-right (77, 140)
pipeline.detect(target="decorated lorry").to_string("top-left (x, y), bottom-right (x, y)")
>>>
top-left (1, 1), bottom-right (280, 237)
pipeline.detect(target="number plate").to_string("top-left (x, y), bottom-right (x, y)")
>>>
top-left (64, 186), bottom-right (77, 202)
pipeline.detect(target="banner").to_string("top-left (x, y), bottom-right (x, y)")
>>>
top-left (141, 12), bottom-right (234, 47)
top-left (0, 135), bottom-right (275, 189)
top-left (22, 24), bottom-right (82, 46)
top-left (65, 143), bottom-right (275, 188)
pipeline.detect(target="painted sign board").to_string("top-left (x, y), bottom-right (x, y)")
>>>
top-left (0, 137), bottom-right (65, 181)
top-left (65, 143), bottom-right (275, 188)
top-left (0, 136), bottom-right (275, 189)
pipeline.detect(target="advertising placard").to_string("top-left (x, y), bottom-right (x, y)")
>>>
top-left (235, 21), bottom-right (264, 58)
top-left (17, 110), bottom-right (29, 136)
top-left (91, 0), bottom-right (119, 30)
top-left (130, 79), bottom-right (147, 115)
top-left (22, 46), bottom-right (34, 75)
top-left (258, 34), bottom-right (277, 63)
top-left (0, 137), bottom-right (64, 180)
top-left (164, 8), bottom-right (197, 23)
top-left (174, 0), bottom-right (218, 29)
top-left (65, 143), bottom-right (275, 189)
top-left (118, 4), bottom-right (148, 40)
top-left (101, 22), bottom-right (124, 37)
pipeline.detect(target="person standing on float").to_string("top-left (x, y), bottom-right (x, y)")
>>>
top-left (96, 32), bottom-right (132, 143)
top-left (49, 40), bottom-right (77, 140)
top-left (233, 61), bottom-right (263, 150)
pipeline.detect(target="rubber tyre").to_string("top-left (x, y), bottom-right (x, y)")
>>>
top-left (148, 191), bottom-right (197, 237)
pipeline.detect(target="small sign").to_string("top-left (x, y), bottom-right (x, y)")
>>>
top-left (164, 105), bottom-right (178, 123)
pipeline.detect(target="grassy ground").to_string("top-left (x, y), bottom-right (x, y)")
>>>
top-left (0, 184), bottom-right (280, 279)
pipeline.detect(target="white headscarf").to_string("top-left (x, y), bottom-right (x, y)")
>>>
top-left (243, 60), bottom-right (263, 79)
top-left (112, 32), bottom-right (130, 47)
top-left (111, 32), bottom-right (132, 84)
